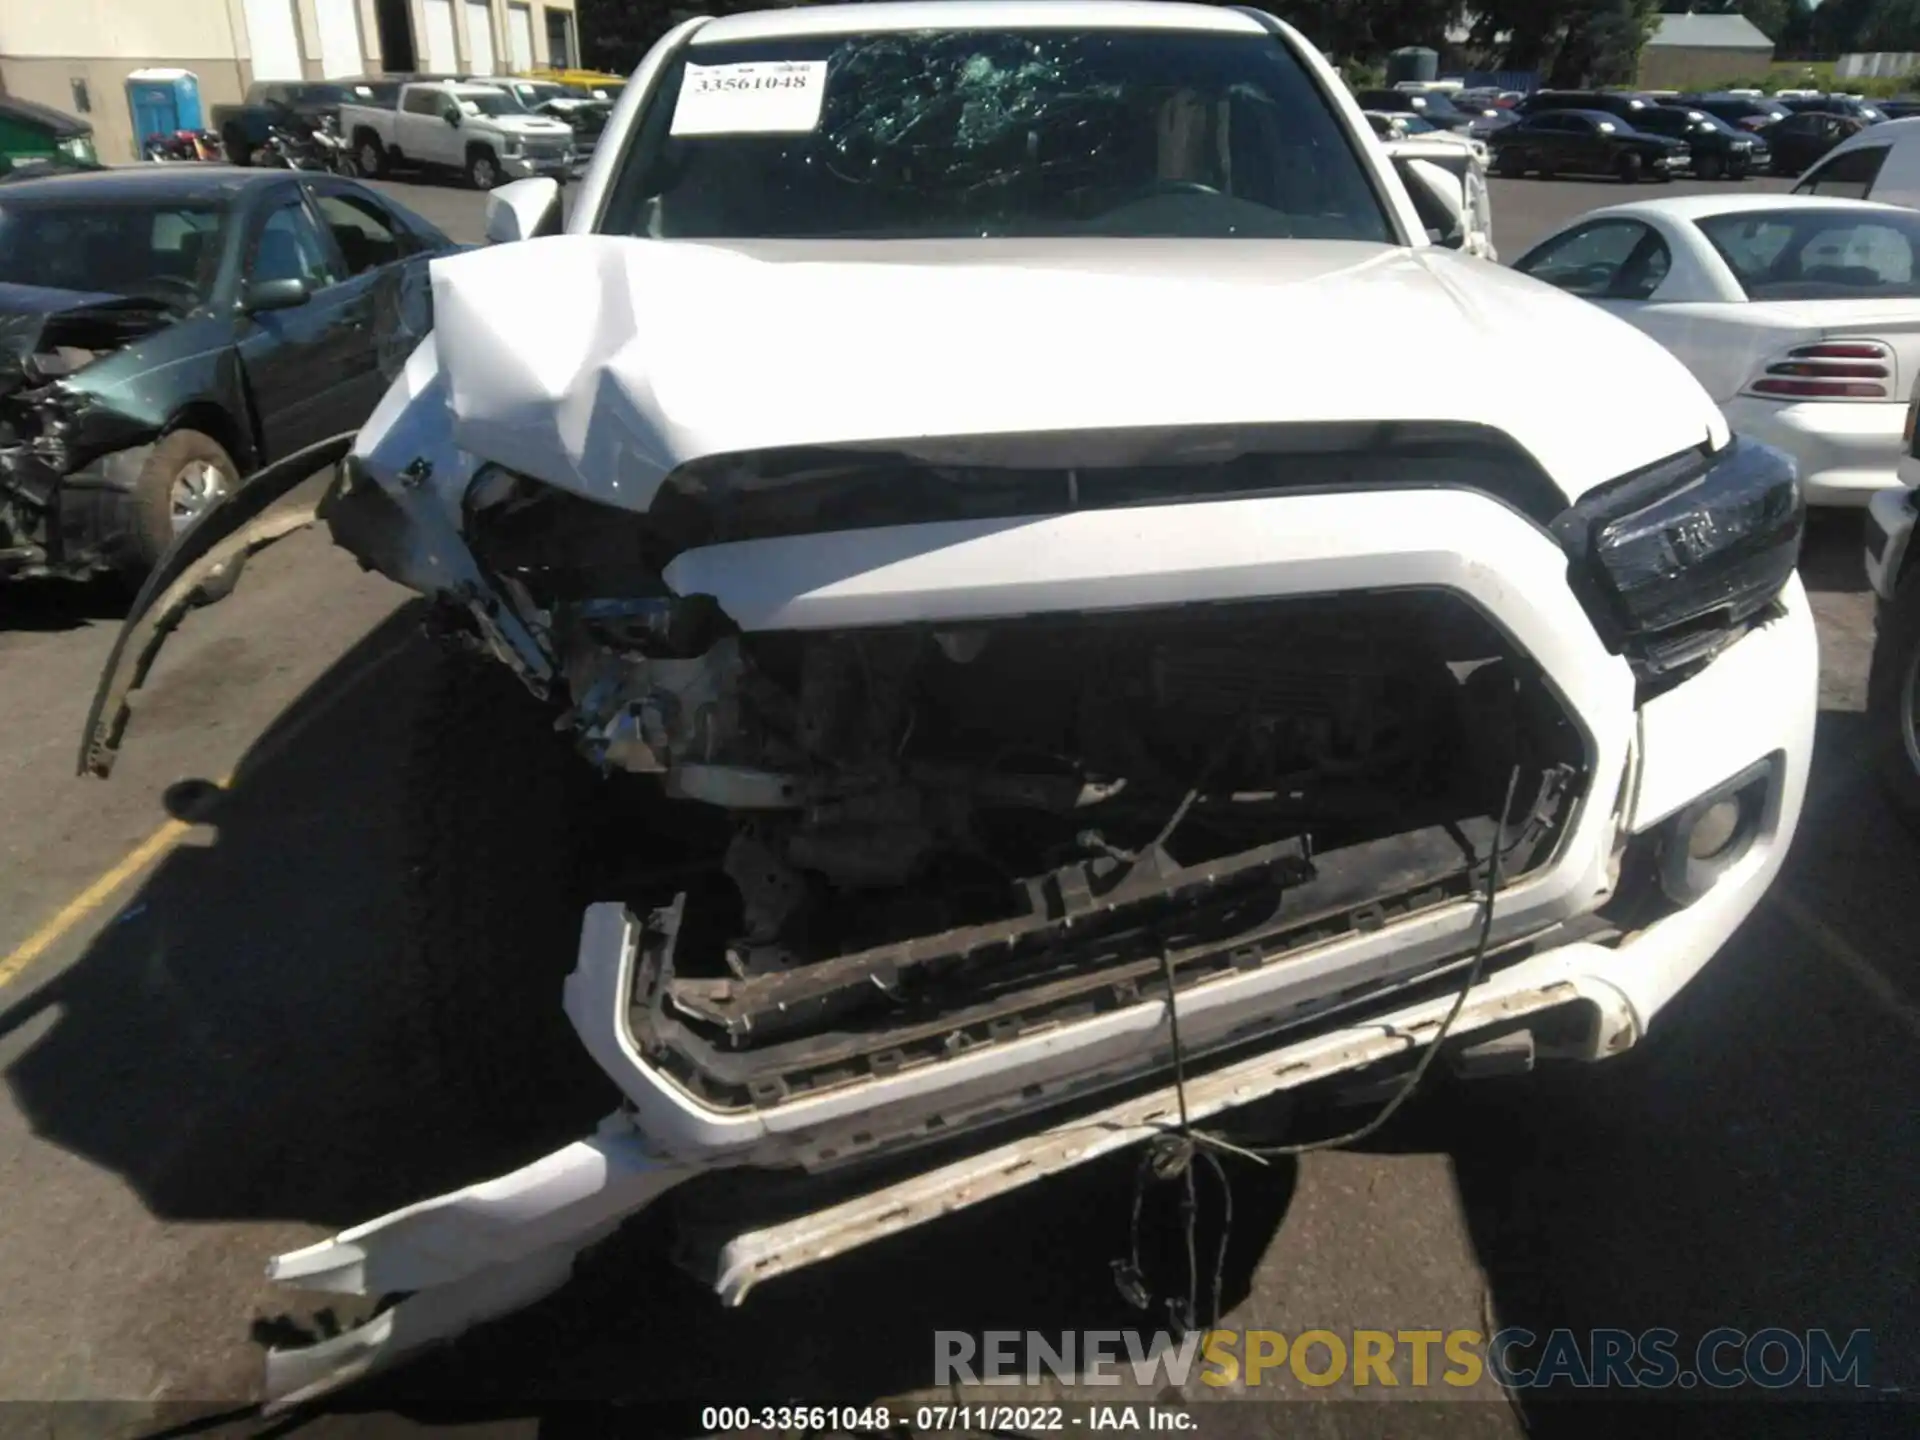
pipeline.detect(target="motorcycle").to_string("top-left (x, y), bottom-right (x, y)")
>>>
top-left (257, 108), bottom-right (353, 173)
top-left (143, 129), bottom-right (223, 163)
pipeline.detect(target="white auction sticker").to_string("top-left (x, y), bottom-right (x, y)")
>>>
top-left (670, 60), bottom-right (828, 137)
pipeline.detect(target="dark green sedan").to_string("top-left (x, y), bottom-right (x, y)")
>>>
top-left (0, 165), bottom-right (455, 586)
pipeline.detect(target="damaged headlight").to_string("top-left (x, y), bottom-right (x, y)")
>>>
top-left (464, 465), bottom-right (679, 602)
top-left (1553, 436), bottom-right (1802, 679)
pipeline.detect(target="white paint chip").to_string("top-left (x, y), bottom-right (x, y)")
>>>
top-left (670, 61), bottom-right (828, 137)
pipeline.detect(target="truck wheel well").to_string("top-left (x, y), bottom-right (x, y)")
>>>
top-left (466, 140), bottom-right (497, 158)
top-left (169, 402), bottom-right (254, 475)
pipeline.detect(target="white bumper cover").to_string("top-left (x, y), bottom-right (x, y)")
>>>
top-left (259, 486), bottom-right (1817, 1408)
top-left (1723, 394), bottom-right (1906, 506)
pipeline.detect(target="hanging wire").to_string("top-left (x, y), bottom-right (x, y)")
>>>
top-left (1112, 762), bottom-right (1525, 1331)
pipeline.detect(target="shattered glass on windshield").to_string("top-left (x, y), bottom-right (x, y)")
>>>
top-left (606, 29), bottom-right (1394, 241)
top-left (824, 34), bottom-right (1123, 170)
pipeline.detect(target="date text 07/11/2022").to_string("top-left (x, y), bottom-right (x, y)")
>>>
top-left (700, 1405), bottom-right (1192, 1431)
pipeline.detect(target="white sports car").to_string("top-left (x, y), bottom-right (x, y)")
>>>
top-left (1514, 193), bottom-right (1920, 506)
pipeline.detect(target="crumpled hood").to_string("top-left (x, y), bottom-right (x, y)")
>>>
top-left (0, 282), bottom-right (174, 390)
top-left (0, 280), bottom-right (129, 318)
top-left (427, 233), bottom-right (1726, 509)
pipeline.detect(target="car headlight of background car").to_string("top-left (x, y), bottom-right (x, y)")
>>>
top-left (1553, 437), bottom-right (1804, 678)
top-left (502, 136), bottom-right (523, 156)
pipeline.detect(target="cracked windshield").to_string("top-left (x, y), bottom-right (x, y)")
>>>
top-left (605, 29), bottom-right (1393, 239)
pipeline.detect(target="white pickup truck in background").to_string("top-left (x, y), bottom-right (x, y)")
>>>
top-left (342, 80), bottom-right (574, 189)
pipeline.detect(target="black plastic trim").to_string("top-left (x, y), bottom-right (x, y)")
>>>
top-left (1656, 753), bottom-right (1783, 906)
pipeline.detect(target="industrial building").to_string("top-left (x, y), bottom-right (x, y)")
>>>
top-left (0, 0), bottom-right (584, 164)
top-left (1636, 11), bottom-right (1776, 91)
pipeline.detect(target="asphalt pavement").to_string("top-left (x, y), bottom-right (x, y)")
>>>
top-left (0, 171), bottom-right (1915, 1437)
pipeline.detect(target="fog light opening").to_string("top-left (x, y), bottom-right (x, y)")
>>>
top-left (1686, 797), bottom-right (1743, 861)
top-left (1658, 756), bottom-right (1780, 907)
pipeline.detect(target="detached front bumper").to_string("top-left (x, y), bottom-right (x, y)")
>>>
top-left (1723, 394), bottom-right (1906, 505)
top-left (257, 484), bottom-right (1817, 1407)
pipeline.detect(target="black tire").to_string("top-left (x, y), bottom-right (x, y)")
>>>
top-left (221, 124), bottom-right (251, 166)
top-left (1494, 149), bottom-right (1524, 178)
top-left (1867, 570), bottom-right (1920, 835)
top-left (399, 646), bottom-right (617, 1125)
top-left (1615, 151), bottom-right (1644, 184)
top-left (466, 145), bottom-right (502, 190)
top-left (126, 429), bottom-right (238, 571)
top-left (1535, 156), bottom-right (1555, 181)
top-left (1697, 153), bottom-right (1725, 182)
top-left (117, 429), bottom-right (244, 604)
top-left (354, 132), bottom-right (388, 179)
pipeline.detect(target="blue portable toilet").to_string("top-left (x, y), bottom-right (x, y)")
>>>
top-left (125, 68), bottom-right (205, 145)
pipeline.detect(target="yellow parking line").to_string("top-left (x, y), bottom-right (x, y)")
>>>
top-left (0, 631), bottom-right (414, 994)
top-left (0, 814), bottom-right (196, 989)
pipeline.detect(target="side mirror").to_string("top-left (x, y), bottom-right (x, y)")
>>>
top-left (1391, 154), bottom-right (1470, 252)
top-left (443, 107), bottom-right (462, 127)
top-left (484, 176), bottom-right (564, 244)
top-left (242, 276), bottom-right (311, 313)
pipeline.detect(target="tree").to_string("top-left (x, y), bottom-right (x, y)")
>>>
top-left (1261, 0), bottom-right (1465, 59)
top-left (1474, 0), bottom-right (1661, 82)
top-left (1776, 0), bottom-right (1819, 58)
top-left (1801, 0), bottom-right (1920, 53)
top-left (1555, 0), bottom-right (1664, 83)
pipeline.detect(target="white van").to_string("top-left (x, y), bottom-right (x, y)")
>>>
top-left (1793, 116), bottom-right (1920, 203)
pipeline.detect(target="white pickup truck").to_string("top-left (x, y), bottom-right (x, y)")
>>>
top-left (342, 80), bottom-right (573, 189)
top-left (85, 0), bottom-right (1816, 1409)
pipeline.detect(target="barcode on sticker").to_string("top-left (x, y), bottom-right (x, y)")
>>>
top-left (670, 60), bottom-right (828, 136)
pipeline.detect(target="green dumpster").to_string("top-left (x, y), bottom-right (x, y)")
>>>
top-left (0, 95), bottom-right (99, 177)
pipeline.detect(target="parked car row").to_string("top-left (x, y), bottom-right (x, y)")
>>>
top-left (1381, 83), bottom-right (1914, 181)
top-left (1484, 90), bottom-right (1778, 181)
top-left (207, 73), bottom-right (614, 188)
